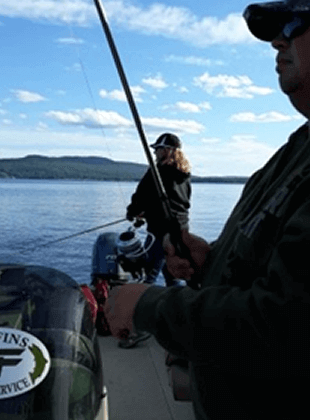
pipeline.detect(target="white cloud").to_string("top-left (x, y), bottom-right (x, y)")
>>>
top-left (46, 108), bottom-right (133, 128)
top-left (0, 109), bottom-right (7, 115)
top-left (163, 101), bottom-right (212, 113)
top-left (107, 2), bottom-right (254, 47)
top-left (65, 63), bottom-right (82, 72)
top-left (0, 1), bottom-right (255, 47)
top-left (189, 134), bottom-right (276, 176)
top-left (99, 86), bottom-right (145, 102)
top-left (194, 72), bottom-right (274, 99)
top-left (178, 86), bottom-right (189, 93)
top-left (13, 90), bottom-right (47, 103)
top-left (36, 122), bottom-right (49, 131)
top-left (201, 137), bottom-right (221, 144)
top-left (142, 74), bottom-right (168, 90)
top-left (45, 107), bottom-right (204, 134)
top-left (0, 0), bottom-right (95, 25)
top-left (142, 117), bottom-right (204, 134)
top-left (0, 125), bottom-right (279, 176)
top-left (2, 119), bottom-right (12, 125)
top-left (230, 111), bottom-right (303, 123)
top-left (56, 37), bottom-right (85, 44)
top-left (165, 55), bottom-right (224, 67)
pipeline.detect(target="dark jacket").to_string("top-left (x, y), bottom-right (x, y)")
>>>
top-left (127, 165), bottom-right (191, 238)
top-left (134, 123), bottom-right (310, 419)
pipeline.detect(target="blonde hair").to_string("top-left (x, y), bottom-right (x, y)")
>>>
top-left (161, 148), bottom-right (191, 174)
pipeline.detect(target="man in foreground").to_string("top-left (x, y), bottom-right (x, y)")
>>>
top-left (104, 1), bottom-right (310, 418)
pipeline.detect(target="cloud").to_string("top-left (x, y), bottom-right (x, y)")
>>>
top-left (36, 122), bottom-right (49, 131)
top-left (13, 90), bottom-right (47, 103)
top-left (46, 108), bottom-right (132, 128)
top-left (178, 86), bottom-right (189, 93)
top-left (165, 55), bottom-right (225, 67)
top-left (0, 127), bottom-right (122, 159)
top-left (0, 126), bottom-right (169, 165)
top-left (163, 101), bottom-right (212, 113)
top-left (230, 111), bottom-right (303, 123)
top-left (45, 107), bottom-right (204, 134)
top-left (0, 0), bottom-right (95, 25)
top-left (189, 134), bottom-right (276, 176)
top-left (107, 1), bottom-right (254, 47)
top-left (99, 86), bottom-right (145, 102)
top-left (65, 63), bottom-right (82, 72)
top-left (1, 119), bottom-right (12, 125)
top-left (142, 74), bottom-right (168, 90)
top-left (201, 137), bottom-right (221, 144)
top-left (142, 117), bottom-right (204, 134)
top-left (194, 72), bottom-right (274, 99)
top-left (56, 37), bottom-right (85, 44)
top-left (0, 1), bottom-right (255, 47)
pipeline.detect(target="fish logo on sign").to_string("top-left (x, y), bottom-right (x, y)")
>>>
top-left (0, 328), bottom-right (51, 399)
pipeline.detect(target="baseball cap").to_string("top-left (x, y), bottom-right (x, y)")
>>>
top-left (244, 0), bottom-right (310, 41)
top-left (150, 133), bottom-right (182, 149)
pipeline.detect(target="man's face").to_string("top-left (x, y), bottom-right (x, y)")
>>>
top-left (272, 23), bottom-right (310, 98)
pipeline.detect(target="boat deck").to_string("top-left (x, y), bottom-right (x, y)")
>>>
top-left (97, 334), bottom-right (195, 420)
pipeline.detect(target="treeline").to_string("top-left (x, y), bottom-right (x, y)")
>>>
top-left (0, 155), bottom-right (248, 184)
top-left (0, 155), bottom-right (148, 181)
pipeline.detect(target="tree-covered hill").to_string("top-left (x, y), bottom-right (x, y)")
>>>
top-left (0, 155), bottom-right (248, 184)
top-left (0, 155), bottom-right (148, 181)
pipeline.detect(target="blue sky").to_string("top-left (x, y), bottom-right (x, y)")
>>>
top-left (0, 0), bottom-right (306, 176)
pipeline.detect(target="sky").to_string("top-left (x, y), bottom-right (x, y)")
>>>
top-left (0, 0), bottom-right (306, 176)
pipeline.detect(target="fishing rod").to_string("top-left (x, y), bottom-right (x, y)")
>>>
top-left (8, 218), bottom-right (127, 256)
top-left (93, 1), bottom-right (200, 288)
top-left (92, 0), bottom-right (171, 221)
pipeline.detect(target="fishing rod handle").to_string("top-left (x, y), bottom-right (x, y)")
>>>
top-left (168, 228), bottom-right (202, 290)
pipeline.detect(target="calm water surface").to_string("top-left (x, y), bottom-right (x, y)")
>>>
top-left (0, 179), bottom-right (243, 284)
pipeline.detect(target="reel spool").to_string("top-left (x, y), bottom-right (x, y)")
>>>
top-left (116, 227), bottom-right (155, 281)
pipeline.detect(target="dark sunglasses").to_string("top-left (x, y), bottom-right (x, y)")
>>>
top-left (281, 15), bottom-right (310, 41)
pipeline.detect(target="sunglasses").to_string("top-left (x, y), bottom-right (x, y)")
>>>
top-left (281, 15), bottom-right (310, 41)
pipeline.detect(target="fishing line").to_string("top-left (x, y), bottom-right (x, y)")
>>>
top-left (7, 218), bottom-right (127, 257)
top-left (66, 23), bottom-right (135, 208)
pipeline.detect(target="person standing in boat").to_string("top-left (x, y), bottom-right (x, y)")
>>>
top-left (126, 132), bottom-right (191, 286)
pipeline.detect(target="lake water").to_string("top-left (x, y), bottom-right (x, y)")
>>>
top-left (0, 179), bottom-right (244, 284)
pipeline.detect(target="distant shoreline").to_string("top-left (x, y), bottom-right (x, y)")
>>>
top-left (0, 155), bottom-right (248, 184)
top-left (0, 177), bottom-right (248, 184)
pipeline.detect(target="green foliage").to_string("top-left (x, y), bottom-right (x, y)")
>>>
top-left (0, 155), bottom-right (148, 181)
top-left (0, 155), bottom-right (248, 184)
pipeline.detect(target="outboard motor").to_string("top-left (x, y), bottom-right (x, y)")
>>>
top-left (90, 229), bottom-right (154, 336)
top-left (91, 232), bottom-right (120, 283)
top-left (0, 264), bottom-right (104, 420)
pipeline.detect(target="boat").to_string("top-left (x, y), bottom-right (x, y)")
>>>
top-left (0, 229), bottom-right (195, 419)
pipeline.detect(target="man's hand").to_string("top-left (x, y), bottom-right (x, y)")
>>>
top-left (103, 283), bottom-right (149, 339)
top-left (163, 230), bottom-right (210, 280)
